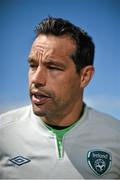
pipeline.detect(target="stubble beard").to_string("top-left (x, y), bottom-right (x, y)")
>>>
top-left (30, 93), bottom-right (72, 123)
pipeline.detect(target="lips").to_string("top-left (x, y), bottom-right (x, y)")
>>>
top-left (31, 91), bottom-right (50, 105)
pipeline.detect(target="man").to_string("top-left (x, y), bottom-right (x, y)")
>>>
top-left (0, 17), bottom-right (120, 179)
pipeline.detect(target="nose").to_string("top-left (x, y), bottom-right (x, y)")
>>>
top-left (31, 66), bottom-right (46, 87)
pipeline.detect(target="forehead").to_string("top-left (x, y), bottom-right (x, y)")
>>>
top-left (29, 34), bottom-right (76, 59)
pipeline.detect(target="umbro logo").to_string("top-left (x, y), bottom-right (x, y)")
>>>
top-left (9, 156), bottom-right (31, 166)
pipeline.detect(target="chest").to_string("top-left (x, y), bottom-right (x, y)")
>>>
top-left (0, 132), bottom-right (120, 179)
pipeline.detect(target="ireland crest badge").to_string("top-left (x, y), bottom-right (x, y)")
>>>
top-left (87, 150), bottom-right (112, 176)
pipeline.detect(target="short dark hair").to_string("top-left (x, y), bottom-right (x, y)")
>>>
top-left (35, 16), bottom-right (95, 72)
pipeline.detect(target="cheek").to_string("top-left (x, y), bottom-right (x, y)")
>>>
top-left (53, 75), bottom-right (80, 99)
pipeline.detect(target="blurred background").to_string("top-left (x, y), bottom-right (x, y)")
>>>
top-left (0, 0), bottom-right (120, 119)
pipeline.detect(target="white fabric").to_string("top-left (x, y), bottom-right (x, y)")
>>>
top-left (0, 105), bottom-right (120, 179)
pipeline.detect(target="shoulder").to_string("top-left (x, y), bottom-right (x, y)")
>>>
top-left (0, 105), bottom-right (31, 129)
top-left (87, 106), bottom-right (120, 122)
top-left (85, 105), bottom-right (120, 132)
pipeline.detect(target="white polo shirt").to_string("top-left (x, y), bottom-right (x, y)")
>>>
top-left (0, 104), bottom-right (120, 179)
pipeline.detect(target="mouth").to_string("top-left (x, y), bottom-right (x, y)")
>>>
top-left (31, 92), bottom-right (50, 105)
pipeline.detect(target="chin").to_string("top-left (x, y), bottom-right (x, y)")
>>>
top-left (32, 104), bottom-right (48, 117)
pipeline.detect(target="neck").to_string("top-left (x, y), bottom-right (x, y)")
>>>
top-left (45, 103), bottom-right (85, 129)
top-left (42, 101), bottom-right (84, 127)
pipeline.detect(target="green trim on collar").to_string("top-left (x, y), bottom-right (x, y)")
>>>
top-left (44, 103), bottom-right (85, 159)
top-left (45, 121), bottom-right (78, 159)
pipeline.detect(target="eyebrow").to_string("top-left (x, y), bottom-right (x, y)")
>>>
top-left (28, 57), bottom-right (66, 69)
top-left (28, 57), bottom-right (36, 64)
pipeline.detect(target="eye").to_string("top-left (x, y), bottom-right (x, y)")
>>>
top-left (48, 66), bottom-right (63, 71)
top-left (29, 64), bottom-right (37, 70)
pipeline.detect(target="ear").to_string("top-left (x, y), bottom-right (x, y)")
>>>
top-left (80, 65), bottom-right (94, 88)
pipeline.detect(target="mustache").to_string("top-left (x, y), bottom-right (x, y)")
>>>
top-left (29, 83), bottom-right (54, 98)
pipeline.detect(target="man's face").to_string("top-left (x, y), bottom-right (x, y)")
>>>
top-left (28, 34), bottom-right (83, 120)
